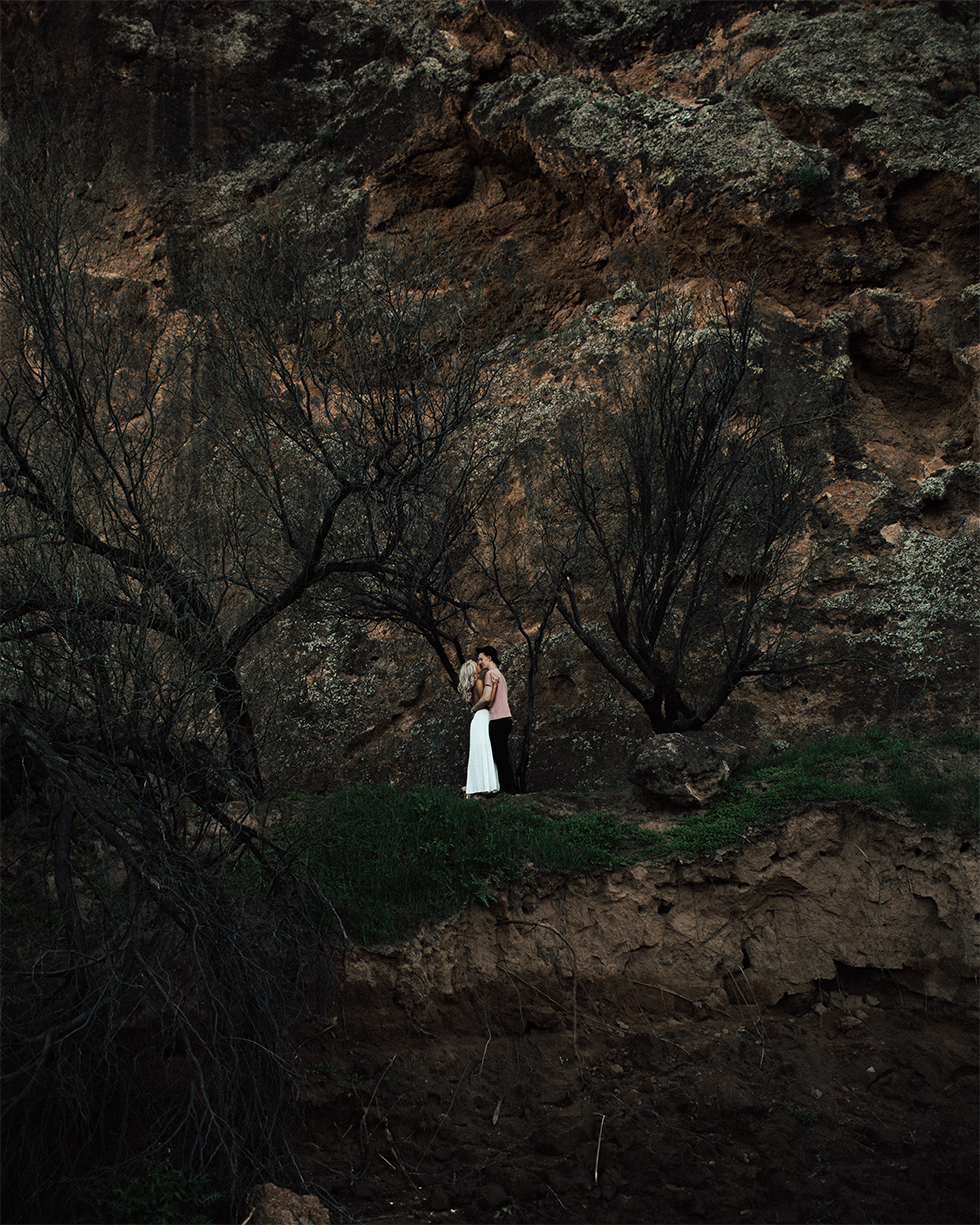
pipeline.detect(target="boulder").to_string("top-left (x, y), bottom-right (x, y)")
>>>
top-left (626, 730), bottom-right (749, 808)
top-left (246, 1184), bottom-right (331, 1225)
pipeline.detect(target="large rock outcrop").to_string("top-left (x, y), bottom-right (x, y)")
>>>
top-left (2, 0), bottom-right (976, 791)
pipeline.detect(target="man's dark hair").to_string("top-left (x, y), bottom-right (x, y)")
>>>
top-left (475, 645), bottom-right (500, 666)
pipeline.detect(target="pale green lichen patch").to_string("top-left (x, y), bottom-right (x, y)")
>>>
top-left (744, 4), bottom-right (979, 181)
top-left (823, 527), bottom-right (979, 678)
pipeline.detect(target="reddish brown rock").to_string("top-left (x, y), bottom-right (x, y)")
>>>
top-left (246, 1183), bottom-right (331, 1225)
top-left (3, 0), bottom-right (976, 790)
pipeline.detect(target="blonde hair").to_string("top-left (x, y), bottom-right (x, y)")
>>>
top-left (457, 659), bottom-right (478, 702)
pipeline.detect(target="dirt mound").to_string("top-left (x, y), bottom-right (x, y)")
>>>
top-left (293, 800), bottom-right (978, 1222)
top-left (295, 969), bottom-right (977, 1224)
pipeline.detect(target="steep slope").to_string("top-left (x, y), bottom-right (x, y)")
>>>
top-left (307, 799), bottom-right (979, 1225)
top-left (2, 0), bottom-right (977, 790)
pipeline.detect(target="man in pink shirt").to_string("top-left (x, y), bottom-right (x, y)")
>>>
top-left (476, 646), bottom-right (517, 793)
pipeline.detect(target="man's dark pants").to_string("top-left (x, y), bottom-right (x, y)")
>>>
top-left (488, 717), bottom-right (517, 793)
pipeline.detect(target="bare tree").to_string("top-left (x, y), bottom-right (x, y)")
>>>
top-left (0, 692), bottom-right (340, 1224)
top-left (2, 96), bottom-right (512, 791)
top-left (0, 101), bottom-right (270, 790)
top-left (470, 444), bottom-right (570, 791)
top-left (0, 101), bottom-right (512, 1221)
top-left (0, 114), bottom-right (326, 1206)
top-left (189, 213), bottom-right (517, 689)
top-left (550, 268), bottom-right (831, 733)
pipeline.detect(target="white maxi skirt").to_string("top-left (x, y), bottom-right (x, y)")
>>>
top-left (466, 709), bottom-right (499, 796)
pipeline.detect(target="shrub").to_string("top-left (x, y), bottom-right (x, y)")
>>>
top-left (797, 160), bottom-right (830, 194)
top-left (79, 1156), bottom-right (220, 1225)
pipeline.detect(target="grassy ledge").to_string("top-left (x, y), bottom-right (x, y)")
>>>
top-left (669, 726), bottom-right (979, 858)
top-left (239, 786), bottom-right (664, 945)
top-left (241, 728), bottom-right (977, 946)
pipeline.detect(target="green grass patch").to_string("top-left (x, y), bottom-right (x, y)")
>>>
top-left (245, 785), bottom-right (663, 945)
top-left (668, 726), bottom-right (978, 859)
top-left (236, 729), bottom-right (975, 942)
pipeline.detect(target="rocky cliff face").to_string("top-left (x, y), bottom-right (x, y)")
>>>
top-left (4, 0), bottom-right (977, 792)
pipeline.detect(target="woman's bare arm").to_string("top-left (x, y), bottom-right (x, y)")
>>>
top-left (472, 674), bottom-right (491, 712)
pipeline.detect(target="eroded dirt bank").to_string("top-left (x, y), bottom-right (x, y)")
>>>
top-left (295, 806), bottom-right (978, 1224)
top-left (341, 805), bottom-right (978, 1017)
top-left (298, 983), bottom-right (977, 1225)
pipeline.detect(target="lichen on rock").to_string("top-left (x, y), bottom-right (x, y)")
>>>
top-left (823, 524), bottom-right (979, 680)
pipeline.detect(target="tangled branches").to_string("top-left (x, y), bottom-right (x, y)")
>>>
top-left (1, 701), bottom-right (337, 1223)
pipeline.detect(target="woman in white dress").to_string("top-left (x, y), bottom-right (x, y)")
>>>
top-left (458, 660), bottom-right (499, 798)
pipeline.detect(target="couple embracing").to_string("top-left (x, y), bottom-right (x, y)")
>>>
top-left (457, 647), bottom-right (517, 798)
